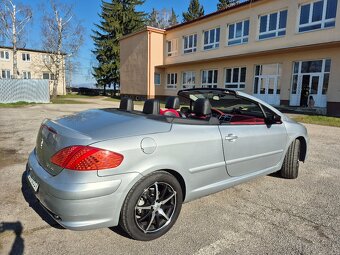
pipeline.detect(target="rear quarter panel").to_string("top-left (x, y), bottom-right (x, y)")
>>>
top-left (92, 123), bottom-right (227, 202)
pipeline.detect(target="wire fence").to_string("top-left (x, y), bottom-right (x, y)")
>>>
top-left (0, 79), bottom-right (50, 103)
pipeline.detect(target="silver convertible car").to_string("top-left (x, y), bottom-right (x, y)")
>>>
top-left (26, 88), bottom-right (308, 241)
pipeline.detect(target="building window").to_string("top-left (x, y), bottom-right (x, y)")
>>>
top-left (22, 71), bottom-right (31, 79)
top-left (292, 59), bottom-right (331, 95)
top-left (203, 28), bottom-right (220, 50)
top-left (167, 73), bottom-right (177, 89)
top-left (228, 20), bottom-right (250, 46)
top-left (0, 50), bottom-right (10, 60)
top-left (42, 54), bottom-right (51, 64)
top-left (225, 67), bottom-right (246, 90)
top-left (22, 53), bottom-right (31, 62)
top-left (167, 39), bottom-right (178, 57)
top-left (201, 70), bottom-right (218, 88)
top-left (1, 70), bottom-right (11, 79)
top-left (259, 10), bottom-right (288, 40)
top-left (183, 34), bottom-right (197, 54)
top-left (154, 73), bottom-right (161, 85)
top-left (299, 0), bottom-right (338, 32)
top-left (43, 72), bottom-right (55, 80)
top-left (182, 71), bottom-right (196, 89)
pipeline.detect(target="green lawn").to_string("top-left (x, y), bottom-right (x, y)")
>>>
top-left (0, 94), bottom-right (91, 107)
top-left (292, 115), bottom-right (340, 127)
top-left (0, 101), bottom-right (38, 108)
top-left (51, 97), bottom-right (90, 104)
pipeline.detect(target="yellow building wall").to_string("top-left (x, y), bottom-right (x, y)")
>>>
top-left (0, 48), bottom-right (66, 95)
top-left (156, 46), bottom-right (340, 102)
top-left (120, 31), bottom-right (149, 97)
top-left (164, 0), bottom-right (340, 65)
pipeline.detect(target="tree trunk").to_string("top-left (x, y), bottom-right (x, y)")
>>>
top-left (103, 84), bottom-right (106, 96)
top-left (113, 83), bottom-right (117, 97)
top-left (12, 5), bottom-right (18, 79)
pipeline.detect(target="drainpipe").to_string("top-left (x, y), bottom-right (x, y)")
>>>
top-left (148, 30), bottom-right (151, 99)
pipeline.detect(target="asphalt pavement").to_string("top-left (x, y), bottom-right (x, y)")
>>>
top-left (0, 99), bottom-right (339, 255)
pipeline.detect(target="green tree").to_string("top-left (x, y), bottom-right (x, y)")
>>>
top-left (92, 0), bottom-right (145, 96)
top-left (169, 8), bottom-right (178, 27)
top-left (217, 0), bottom-right (239, 10)
top-left (182, 0), bottom-right (204, 22)
top-left (148, 8), bottom-right (158, 27)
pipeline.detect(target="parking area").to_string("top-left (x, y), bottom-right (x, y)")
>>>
top-left (0, 99), bottom-right (339, 255)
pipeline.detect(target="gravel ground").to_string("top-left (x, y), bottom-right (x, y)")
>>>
top-left (0, 99), bottom-right (339, 255)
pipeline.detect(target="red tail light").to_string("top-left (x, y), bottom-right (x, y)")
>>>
top-left (50, 146), bottom-right (124, 171)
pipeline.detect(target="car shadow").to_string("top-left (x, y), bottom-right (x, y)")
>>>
top-left (108, 225), bottom-right (133, 239)
top-left (0, 221), bottom-right (24, 255)
top-left (21, 171), bottom-right (64, 230)
top-left (268, 171), bottom-right (282, 178)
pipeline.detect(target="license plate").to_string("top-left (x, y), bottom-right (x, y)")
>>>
top-left (28, 172), bottom-right (39, 192)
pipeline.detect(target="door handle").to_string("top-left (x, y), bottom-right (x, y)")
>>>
top-left (225, 134), bottom-right (238, 142)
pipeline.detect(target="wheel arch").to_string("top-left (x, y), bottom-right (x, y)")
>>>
top-left (296, 136), bottom-right (307, 162)
top-left (161, 169), bottom-right (186, 202)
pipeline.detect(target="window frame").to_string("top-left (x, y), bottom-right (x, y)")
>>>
top-left (167, 39), bottom-right (178, 57)
top-left (224, 67), bottom-right (247, 90)
top-left (258, 9), bottom-right (288, 40)
top-left (183, 33), bottom-right (198, 54)
top-left (298, 0), bottom-right (337, 33)
top-left (154, 73), bottom-right (161, 86)
top-left (203, 27), bottom-right (220, 50)
top-left (0, 50), bottom-right (10, 61)
top-left (1, 69), bottom-right (11, 79)
top-left (182, 71), bottom-right (196, 89)
top-left (22, 53), bottom-right (31, 62)
top-left (166, 73), bottom-right (178, 89)
top-left (22, 71), bottom-right (31, 79)
top-left (227, 19), bottom-right (250, 46)
top-left (201, 69), bottom-right (218, 88)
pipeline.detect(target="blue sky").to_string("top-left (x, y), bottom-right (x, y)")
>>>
top-left (23, 0), bottom-right (222, 85)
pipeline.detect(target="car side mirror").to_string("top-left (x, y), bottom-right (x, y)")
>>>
top-left (265, 114), bottom-right (282, 125)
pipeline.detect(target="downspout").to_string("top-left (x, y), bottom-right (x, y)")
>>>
top-left (148, 30), bottom-right (151, 99)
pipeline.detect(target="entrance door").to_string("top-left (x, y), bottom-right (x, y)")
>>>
top-left (290, 60), bottom-right (330, 107)
top-left (254, 76), bottom-right (280, 105)
top-left (290, 74), bottom-right (326, 107)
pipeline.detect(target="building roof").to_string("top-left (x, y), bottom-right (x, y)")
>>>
top-left (0, 45), bottom-right (66, 55)
top-left (166, 0), bottom-right (262, 31)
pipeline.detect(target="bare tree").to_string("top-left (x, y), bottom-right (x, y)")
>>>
top-left (0, 0), bottom-right (32, 78)
top-left (41, 0), bottom-right (84, 99)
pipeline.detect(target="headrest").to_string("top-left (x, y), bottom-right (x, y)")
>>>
top-left (143, 99), bottom-right (160, 115)
top-left (165, 96), bottom-right (180, 110)
top-left (119, 98), bottom-right (134, 111)
top-left (194, 98), bottom-right (211, 116)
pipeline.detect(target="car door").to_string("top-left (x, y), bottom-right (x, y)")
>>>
top-left (217, 98), bottom-right (287, 177)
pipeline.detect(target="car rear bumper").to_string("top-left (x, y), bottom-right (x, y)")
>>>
top-left (25, 150), bottom-right (141, 230)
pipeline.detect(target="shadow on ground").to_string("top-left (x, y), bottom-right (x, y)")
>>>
top-left (0, 221), bottom-right (24, 255)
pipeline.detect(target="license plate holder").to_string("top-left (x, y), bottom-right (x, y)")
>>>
top-left (28, 171), bottom-right (39, 193)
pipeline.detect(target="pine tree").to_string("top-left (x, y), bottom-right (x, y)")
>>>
top-left (182, 0), bottom-right (204, 22)
top-left (169, 8), bottom-right (178, 27)
top-left (148, 8), bottom-right (158, 27)
top-left (92, 0), bottom-right (145, 96)
top-left (217, 0), bottom-right (239, 10)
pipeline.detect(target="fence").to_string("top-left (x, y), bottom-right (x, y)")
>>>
top-left (0, 79), bottom-right (50, 103)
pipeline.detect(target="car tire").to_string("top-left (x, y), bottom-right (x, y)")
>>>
top-left (280, 139), bottom-right (301, 179)
top-left (119, 171), bottom-right (183, 241)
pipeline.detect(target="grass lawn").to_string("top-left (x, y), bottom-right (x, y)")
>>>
top-left (0, 94), bottom-right (91, 107)
top-left (0, 101), bottom-right (38, 108)
top-left (292, 115), bottom-right (340, 127)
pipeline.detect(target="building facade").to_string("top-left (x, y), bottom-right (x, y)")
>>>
top-left (0, 46), bottom-right (66, 95)
top-left (120, 0), bottom-right (340, 116)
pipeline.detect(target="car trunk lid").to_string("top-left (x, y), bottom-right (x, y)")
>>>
top-left (35, 109), bottom-right (171, 176)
